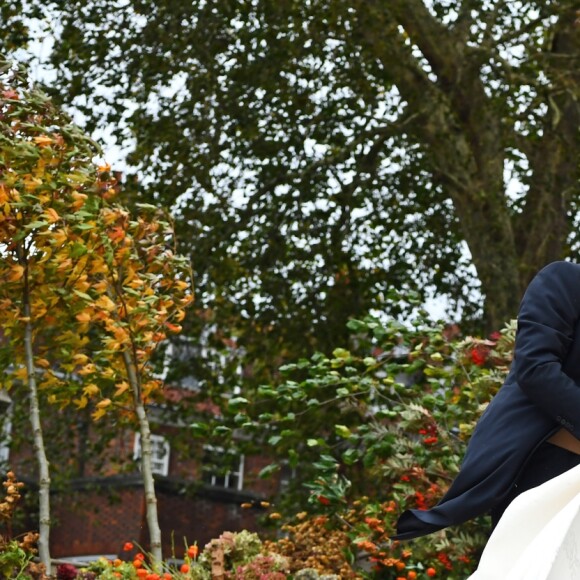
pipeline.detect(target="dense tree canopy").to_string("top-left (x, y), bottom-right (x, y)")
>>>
top-left (5, 1), bottom-right (580, 369)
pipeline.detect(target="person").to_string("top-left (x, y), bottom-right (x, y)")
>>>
top-left (394, 260), bottom-right (580, 540)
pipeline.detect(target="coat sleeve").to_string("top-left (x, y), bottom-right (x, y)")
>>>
top-left (514, 261), bottom-right (580, 439)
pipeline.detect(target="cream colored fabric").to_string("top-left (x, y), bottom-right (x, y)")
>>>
top-left (469, 461), bottom-right (580, 579)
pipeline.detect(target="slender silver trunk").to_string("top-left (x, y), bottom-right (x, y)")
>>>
top-left (24, 302), bottom-right (51, 569)
top-left (122, 350), bottom-right (162, 564)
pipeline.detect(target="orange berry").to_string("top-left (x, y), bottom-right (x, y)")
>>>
top-left (163, 574), bottom-right (172, 580)
top-left (396, 561), bottom-right (406, 571)
top-left (135, 553), bottom-right (146, 561)
top-left (123, 542), bottom-right (134, 551)
top-left (146, 574), bottom-right (160, 580)
top-left (113, 559), bottom-right (122, 567)
top-left (136, 570), bottom-right (148, 579)
top-left (133, 559), bottom-right (143, 568)
top-left (427, 568), bottom-right (437, 577)
top-left (407, 572), bottom-right (417, 580)
top-left (180, 563), bottom-right (190, 574)
top-left (187, 545), bottom-right (199, 559)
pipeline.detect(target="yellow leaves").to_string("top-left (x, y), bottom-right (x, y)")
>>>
top-left (180, 294), bottom-right (194, 307)
top-left (74, 396), bottom-right (88, 409)
top-left (72, 353), bottom-right (89, 366)
top-left (23, 175), bottom-right (43, 192)
top-left (44, 208), bottom-right (60, 224)
top-left (92, 398), bottom-right (112, 421)
top-left (95, 295), bottom-right (116, 312)
top-left (174, 280), bottom-right (190, 292)
top-left (33, 135), bottom-right (53, 147)
top-left (142, 379), bottom-right (161, 399)
top-left (70, 191), bottom-right (88, 211)
top-left (76, 311), bottom-right (92, 323)
top-left (35, 358), bottom-right (51, 369)
top-left (48, 228), bottom-right (68, 248)
top-left (7, 264), bottom-right (24, 283)
top-left (56, 258), bottom-right (73, 272)
top-left (78, 363), bottom-right (96, 376)
top-left (92, 408), bottom-right (107, 421)
top-left (100, 207), bottom-right (128, 226)
top-left (114, 381), bottom-right (129, 398)
top-left (12, 367), bottom-right (28, 381)
top-left (83, 383), bottom-right (100, 397)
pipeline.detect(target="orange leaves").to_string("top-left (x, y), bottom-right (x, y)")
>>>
top-left (33, 135), bottom-right (54, 148)
top-left (76, 311), bottom-right (92, 324)
top-left (78, 363), bottom-right (97, 376)
top-left (6, 264), bottom-right (24, 282)
top-left (70, 192), bottom-right (88, 211)
top-left (96, 398), bottom-right (112, 409)
top-left (164, 322), bottom-right (182, 334)
top-left (107, 226), bottom-right (126, 243)
top-left (44, 208), bottom-right (60, 224)
top-left (95, 295), bottom-right (116, 312)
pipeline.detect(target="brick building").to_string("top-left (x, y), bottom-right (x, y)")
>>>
top-left (2, 386), bottom-right (282, 561)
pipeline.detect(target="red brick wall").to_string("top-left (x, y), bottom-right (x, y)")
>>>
top-left (50, 485), bottom-right (146, 558)
top-left (49, 481), bottom-right (268, 559)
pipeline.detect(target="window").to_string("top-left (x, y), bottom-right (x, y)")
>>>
top-left (0, 390), bottom-right (12, 466)
top-left (133, 433), bottom-right (170, 476)
top-left (201, 446), bottom-right (244, 491)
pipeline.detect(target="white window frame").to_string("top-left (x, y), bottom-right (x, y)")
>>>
top-left (133, 433), bottom-right (170, 477)
top-left (202, 446), bottom-right (244, 491)
top-left (0, 390), bottom-right (12, 465)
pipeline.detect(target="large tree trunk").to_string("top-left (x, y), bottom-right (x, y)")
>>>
top-left (358, 0), bottom-right (580, 330)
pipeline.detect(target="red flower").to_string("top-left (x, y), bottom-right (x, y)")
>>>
top-left (470, 347), bottom-right (486, 366)
top-left (414, 492), bottom-right (428, 510)
top-left (423, 436), bottom-right (438, 445)
top-left (437, 552), bottom-right (453, 570)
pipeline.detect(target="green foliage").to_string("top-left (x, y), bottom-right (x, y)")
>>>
top-left (202, 312), bottom-right (517, 577)
top-left (10, 0), bottom-right (580, 342)
top-left (0, 540), bottom-right (34, 580)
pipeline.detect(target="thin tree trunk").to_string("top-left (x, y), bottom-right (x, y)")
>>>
top-left (23, 302), bottom-right (51, 570)
top-left (122, 349), bottom-right (162, 564)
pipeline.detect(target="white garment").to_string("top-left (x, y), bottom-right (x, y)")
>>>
top-left (469, 462), bottom-right (580, 579)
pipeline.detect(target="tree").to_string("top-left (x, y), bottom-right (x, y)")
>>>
top-left (69, 181), bottom-right (193, 564)
top-left (0, 62), bottom-right (193, 567)
top-left (0, 62), bottom-right (101, 568)
top-left (9, 0), bottom-right (578, 342)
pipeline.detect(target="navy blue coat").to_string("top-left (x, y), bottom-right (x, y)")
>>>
top-left (395, 261), bottom-right (580, 540)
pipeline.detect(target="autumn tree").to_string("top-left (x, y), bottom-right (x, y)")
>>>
top-left (0, 62), bottom-right (101, 569)
top-left (68, 177), bottom-right (193, 563)
top-left (0, 63), bottom-right (193, 566)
